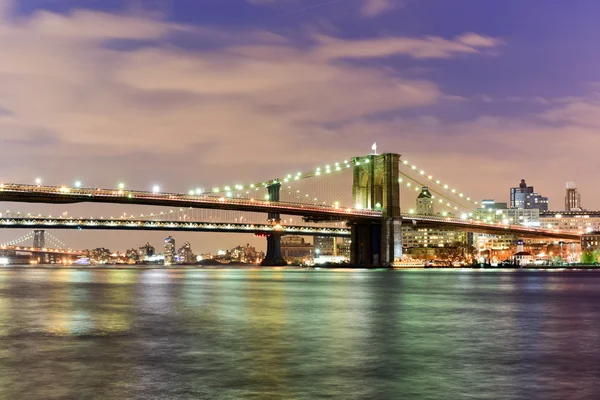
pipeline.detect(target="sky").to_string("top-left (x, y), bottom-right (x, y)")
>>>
top-left (1, 0), bottom-right (599, 252)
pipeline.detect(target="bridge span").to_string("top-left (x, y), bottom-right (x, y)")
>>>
top-left (0, 183), bottom-right (379, 221)
top-left (0, 216), bottom-right (581, 241)
top-left (0, 218), bottom-right (350, 237)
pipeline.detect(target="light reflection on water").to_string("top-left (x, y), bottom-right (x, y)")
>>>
top-left (0, 268), bottom-right (600, 399)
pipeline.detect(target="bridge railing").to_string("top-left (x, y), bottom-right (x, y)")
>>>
top-left (0, 183), bottom-right (382, 219)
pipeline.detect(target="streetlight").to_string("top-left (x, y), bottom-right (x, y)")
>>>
top-left (75, 181), bottom-right (82, 188)
top-left (152, 185), bottom-right (160, 194)
top-left (118, 183), bottom-right (125, 190)
top-left (35, 178), bottom-right (42, 186)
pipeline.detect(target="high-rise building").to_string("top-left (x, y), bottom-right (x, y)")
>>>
top-left (510, 179), bottom-right (548, 211)
top-left (164, 236), bottom-right (176, 265)
top-left (417, 187), bottom-right (434, 215)
top-left (138, 242), bottom-right (155, 260)
top-left (177, 242), bottom-right (195, 263)
top-left (565, 182), bottom-right (582, 211)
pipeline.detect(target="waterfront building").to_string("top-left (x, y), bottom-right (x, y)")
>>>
top-left (138, 242), bottom-right (155, 260)
top-left (565, 182), bottom-right (582, 211)
top-left (475, 201), bottom-right (540, 226)
top-left (581, 232), bottom-right (600, 251)
top-left (125, 248), bottom-right (139, 263)
top-left (539, 211), bottom-right (600, 233)
top-left (314, 236), bottom-right (336, 256)
top-left (402, 226), bottom-right (467, 250)
top-left (338, 237), bottom-right (351, 259)
top-left (281, 236), bottom-right (313, 263)
top-left (178, 242), bottom-right (195, 263)
top-left (164, 236), bottom-right (176, 265)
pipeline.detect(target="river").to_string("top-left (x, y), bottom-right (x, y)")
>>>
top-left (0, 267), bottom-right (599, 399)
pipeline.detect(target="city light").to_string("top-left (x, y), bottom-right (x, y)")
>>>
top-left (75, 181), bottom-right (82, 188)
top-left (35, 178), bottom-right (42, 186)
top-left (118, 183), bottom-right (125, 190)
top-left (152, 185), bottom-right (160, 194)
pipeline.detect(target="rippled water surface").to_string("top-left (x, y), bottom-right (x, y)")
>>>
top-left (1, 267), bottom-right (600, 399)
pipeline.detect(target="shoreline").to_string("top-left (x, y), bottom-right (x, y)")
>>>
top-left (2, 264), bottom-right (600, 271)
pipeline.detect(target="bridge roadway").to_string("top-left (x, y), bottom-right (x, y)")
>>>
top-left (0, 183), bottom-right (380, 221)
top-left (0, 215), bottom-right (582, 241)
top-left (0, 245), bottom-right (81, 255)
top-left (407, 215), bottom-right (582, 241)
top-left (0, 218), bottom-right (351, 237)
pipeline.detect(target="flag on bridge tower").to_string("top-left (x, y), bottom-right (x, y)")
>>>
top-left (371, 142), bottom-right (377, 155)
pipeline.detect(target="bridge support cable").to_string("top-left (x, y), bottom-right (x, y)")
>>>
top-left (203, 156), bottom-right (368, 199)
top-left (44, 232), bottom-right (69, 250)
top-left (398, 159), bottom-right (481, 210)
top-left (398, 172), bottom-right (477, 214)
top-left (0, 231), bottom-right (34, 247)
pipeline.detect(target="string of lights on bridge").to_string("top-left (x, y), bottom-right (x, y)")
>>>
top-left (0, 230), bottom-right (69, 249)
top-left (398, 159), bottom-right (480, 209)
top-left (202, 156), bottom-right (373, 197)
top-left (2, 153), bottom-right (480, 217)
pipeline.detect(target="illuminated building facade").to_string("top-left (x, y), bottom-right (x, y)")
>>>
top-left (138, 242), bottom-right (155, 260)
top-left (565, 182), bottom-right (582, 211)
top-left (164, 236), bottom-right (176, 265)
top-left (281, 236), bottom-right (313, 263)
top-left (510, 179), bottom-right (548, 211)
top-left (581, 232), bottom-right (600, 251)
top-left (314, 236), bottom-right (336, 256)
top-left (416, 187), bottom-right (434, 215)
top-left (178, 242), bottom-right (195, 263)
top-left (539, 211), bottom-right (600, 233)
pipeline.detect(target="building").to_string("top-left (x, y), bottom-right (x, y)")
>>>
top-left (475, 201), bottom-right (540, 227)
top-left (510, 179), bottom-right (548, 211)
top-left (125, 248), bottom-right (139, 263)
top-left (565, 182), bottom-right (582, 211)
top-left (164, 236), bottom-right (176, 265)
top-left (281, 236), bottom-right (313, 263)
top-left (314, 236), bottom-right (336, 256)
top-left (416, 187), bottom-right (434, 215)
top-left (539, 211), bottom-right (600, 233)
top-left (178, 242), bottom-right (195, 263)
top-left (338, 237), bottom-right (351, 260)
top-left (138, 242), bottom-right (155, 260)
top-left (581, 232), bottom-right (600, 251)
top-left (402, 226), bottom-right (467, 250)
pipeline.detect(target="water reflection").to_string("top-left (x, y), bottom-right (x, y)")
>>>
top-left (0, 269), bottom-right (599, 398)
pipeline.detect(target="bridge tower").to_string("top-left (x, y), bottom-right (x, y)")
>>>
top-left (260, 182), bottom-right (287, 266)
top-left (33, 230), bottom-right (45, 249)
top-left (351, 153), bottom-right (402, 266)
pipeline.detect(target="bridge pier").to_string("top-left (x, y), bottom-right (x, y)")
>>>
top-left (260, 182), bottom-right (287, 266)
top-left (351, 153), bottom-right (402, 266)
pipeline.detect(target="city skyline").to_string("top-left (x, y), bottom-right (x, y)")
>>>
top-left (1, 0), bottom-right (599, 251)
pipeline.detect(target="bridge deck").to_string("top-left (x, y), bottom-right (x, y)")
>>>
top-left (0, 184), bottom-right (380, 221)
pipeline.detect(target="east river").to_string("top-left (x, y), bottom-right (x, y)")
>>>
top-left (0, 267), bottom-right (599, 399)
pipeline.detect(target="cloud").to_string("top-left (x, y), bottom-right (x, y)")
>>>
top-left (312, 32), bottom-right (502, 59)
top-left (0, 2), bottom-right (502, 168)
top-left (245, 0), bottom-right (404, 18)
top-left (361, 0), bottom-right (398, 17)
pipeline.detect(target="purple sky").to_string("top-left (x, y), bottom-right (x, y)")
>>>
top-left (1, 0), bottom-right (599, 252)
